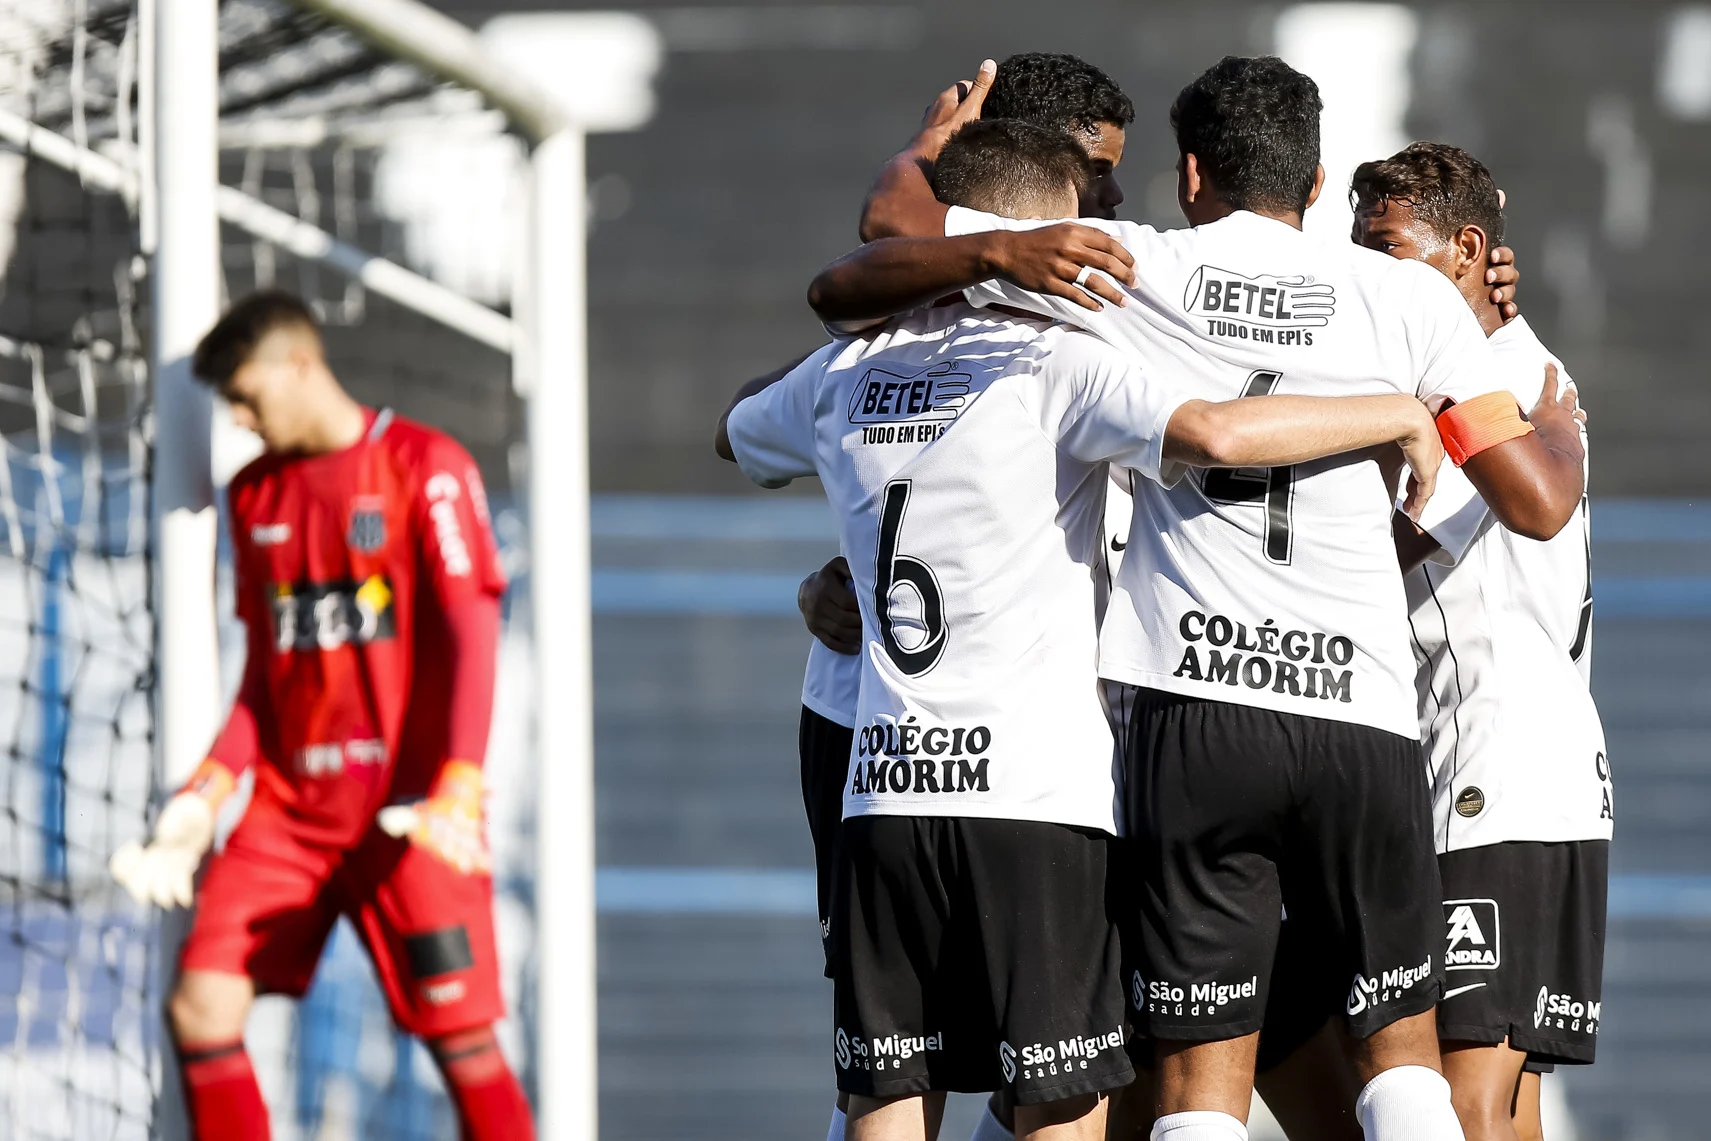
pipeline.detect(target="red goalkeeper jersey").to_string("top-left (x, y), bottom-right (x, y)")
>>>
top-left (215, 408), bottom-right (506, 848)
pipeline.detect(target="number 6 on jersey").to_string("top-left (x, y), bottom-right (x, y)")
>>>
top-left (874, 479), bottom-right (948, 675)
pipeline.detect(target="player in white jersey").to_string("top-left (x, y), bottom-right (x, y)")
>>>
top-left (719, 119), bottom-right (1448, 1141)
top-left (1352, 144), bottom-right (1609, 1141)
top-left (806, 56), bottom-right (1590, 1141)
top-left (786, 55), bottom-right (1142, 1141)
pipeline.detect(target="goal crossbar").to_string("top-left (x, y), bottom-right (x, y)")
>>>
top-left (293, 0), bottom-right (571, 143)
top-left (0, 106), bottom-right (516, 353)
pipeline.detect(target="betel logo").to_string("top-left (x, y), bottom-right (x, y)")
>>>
top-left (847, 361), bottom-right (974, 424)
top-left (1183, 266), bottom-right (1336, 337)
top-left (1444, 898), bottom-right (1501, 971)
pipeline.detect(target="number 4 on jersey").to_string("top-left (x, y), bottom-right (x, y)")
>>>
top-left (1200, 370), bottom-right (1295, 565)
top-left (875, 479), bottom-right (948, 675)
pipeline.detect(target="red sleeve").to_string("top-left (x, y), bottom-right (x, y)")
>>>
top-left (207, 474), bottom-right (265, 781)
top-left (442, 592), bottom-right (501, 768)
top-left (413, 438), bottom-right (507, 609)
top-left (206, 641), bottom-right (264, 779)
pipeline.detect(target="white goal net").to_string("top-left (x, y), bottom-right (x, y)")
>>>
top-left (0, 2), bottom-right (155, 1137)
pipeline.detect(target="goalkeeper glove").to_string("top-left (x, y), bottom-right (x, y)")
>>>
top-left (110, 759), bottom-right (235, 909)
top-left (376, 760), bottom-right (491, 875)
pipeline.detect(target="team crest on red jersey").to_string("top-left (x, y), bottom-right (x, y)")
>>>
top-left (348, 496), bottom-right (388, 552)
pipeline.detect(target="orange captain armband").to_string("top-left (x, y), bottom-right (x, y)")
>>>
top-left (182, 757), bottom-right (237, 812)
top-left (1435, 391), bottom-right (1534, 466)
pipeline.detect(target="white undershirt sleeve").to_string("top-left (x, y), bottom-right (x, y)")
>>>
top-left (725, 345), bottom-right (836, 488)
top-left (1410, 458), bottom-right (1489, 565)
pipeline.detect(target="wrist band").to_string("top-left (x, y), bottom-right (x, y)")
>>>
top-left (1436, 391), bottom-right (1534, 466)
top-left (184, 757), bottom-right (237, 811)
top-left (431, 759), bottom-right (485, 804)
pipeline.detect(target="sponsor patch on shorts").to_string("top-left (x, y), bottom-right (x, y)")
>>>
top-left (1346, 956), bottom-right (1434, 1017)
top-left (1534, 985), bottom-right (1600, 1036)
top-left (1444, 898), bottom-right (1501, 971)
top-left (403, 926), bottom-right (474, 980)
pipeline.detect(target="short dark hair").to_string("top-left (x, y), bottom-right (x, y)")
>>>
top-left (191, 290), bottom-right (320, 386)
top-left (1169, 55), bottom-right (1322, 214)
top-left (1350, 142), bottom-right (1507, 248)
top-left (985, 52), bottom-right (1135, 137)
top-left (930, 119), bottom-right (1092, 217)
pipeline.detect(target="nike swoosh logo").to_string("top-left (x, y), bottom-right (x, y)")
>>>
top-left (1111, 537), bottom-right (1127, 552)
top-left (1443, 982), bottom-right (1488, 999)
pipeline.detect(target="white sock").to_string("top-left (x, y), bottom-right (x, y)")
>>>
top-left (1150, 1110), bottom-right (1249, 1141)
top-left (827, 1105), bottom-right (846, 1141)
top-left (1356, 1066), bottom-right (1467, 1141)
top-left (968, 1103), bottom-right (1014, 1141)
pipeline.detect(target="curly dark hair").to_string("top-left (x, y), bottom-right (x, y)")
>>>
top-left (985, 52), bottom-right (1135, 137)
top-left (192, 290), bottom-right (319, 386)
top-left (1351, 142), bottom-right (1507, 248)
top-left (1169, 55), bottom-right (1322, 215)
top-left (930, 118), bottom-right (1092, 217)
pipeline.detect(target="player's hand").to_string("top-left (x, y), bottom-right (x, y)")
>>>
top-left (986, 224), bottom-right (1137, 311)
top-left (1396, 400), bottom-right (1444, 522)
top-left (799, 556), bottom-right (860, 655)
top-left (910, 58), bottom-right (996, 161)
top-left (378, 760), bottom-right (491, 876)
top-left (1487, 244), bottom-right (1520, 321)
top-left (109, 760), bottom-right (232, 909)
top-left (1529, 363), bottom-right (1588, 454)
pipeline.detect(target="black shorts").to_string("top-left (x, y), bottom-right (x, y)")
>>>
top-left (832, 815), bottom-right (1134, 1105)
top-left (800, 706), bottom-right (854, 976)
top-left (1120, 687), bottom-right (1443, 1043)
top-left (1252, 915), bottom-right (1348, 1073)
top-left (1437, 839), bottom-right (1609, 1065)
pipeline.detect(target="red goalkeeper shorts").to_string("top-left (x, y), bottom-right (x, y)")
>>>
top-left (180, 799), bottom-right (505, 1039)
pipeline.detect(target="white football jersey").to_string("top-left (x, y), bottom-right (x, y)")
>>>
top-left (811, 444), bottom-right (1135, 729)
top-left (1406, 317), bottom-right (1610, 851)
top-left (802, 638), bottom-right (860, 727)
top-left (726, 303), bottom-right (1186, 832)
top-left (946, 207), bottom-right (1511, 740)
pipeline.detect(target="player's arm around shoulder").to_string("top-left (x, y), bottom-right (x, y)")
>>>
top-left (1405, 265), bottom-right (1584, 540)
top-left (807, 219), bottom-right (1136, 330)
top-left (1436, 362), bottom-right (1585, 541)
top-left (1163, 391), bottom-right (1443, 517)
top-left (857, 58), bottom-right (993, 242)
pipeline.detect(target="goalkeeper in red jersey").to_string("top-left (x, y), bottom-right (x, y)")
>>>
top-left (110, 291), bottom-right (534, 1141)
